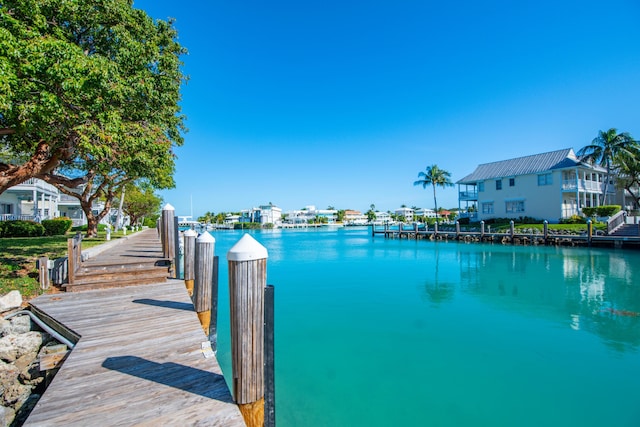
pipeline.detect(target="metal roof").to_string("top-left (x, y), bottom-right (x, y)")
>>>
top-left (457, 148), bottom-right (602, 184)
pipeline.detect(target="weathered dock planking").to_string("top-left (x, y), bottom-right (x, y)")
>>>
top-left (25, 231), bottom-right (245, 426)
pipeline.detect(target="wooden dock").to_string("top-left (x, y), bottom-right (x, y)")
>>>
top-left (372, 223), bottom-right (640, 249)
top-left (24, 230), bottom-right (245, 426)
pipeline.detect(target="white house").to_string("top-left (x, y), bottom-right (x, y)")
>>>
top-left (240, 204), bottom-right (283, 226)
top-left (457, 148), bottom-right (614, 223)
top-left (0, 178), bottom-right (127, 227)
top-left (415, 208), bottom-right (437, 219)
top-left (344, 210), bottom-right (368, 225)
top-left (394, 207), bottom-right (414, 222)
top-left (0, 178), bottom-right (59, 222)
top-left (372, 211), bottom-right (393, 225)
top-left (284, 205), bottom-right (337, 224)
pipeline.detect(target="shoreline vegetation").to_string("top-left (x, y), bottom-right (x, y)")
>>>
top-left (0, 219), bottom-right (611, 302)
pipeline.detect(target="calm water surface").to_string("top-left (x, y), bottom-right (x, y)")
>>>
top-left (208, 227), bottom-right (640, 427)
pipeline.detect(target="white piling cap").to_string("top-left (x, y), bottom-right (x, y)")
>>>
top-left (184, 229), bottom-right (198, 237)
top-left (163, 203), bottom-right (175, 211)
top-left (197, 232), bottom-right (215, 243)
top-left (227, 234), bottom-right (268, 261)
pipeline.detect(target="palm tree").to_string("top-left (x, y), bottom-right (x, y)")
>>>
top-left (414, 164), bottom-right (453, 221)
top-left (577, 128), bottom-right (638, 204)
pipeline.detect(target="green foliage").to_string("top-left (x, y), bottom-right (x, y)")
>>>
top-left (72, 223), bottom-right (108, 232)
top-left (123, 183), bottom-right (162, 226)
top-left (143, 215), bottom-right (159, 228)
top-left (560, 215), bottom-right (587, 224)
top-left (41, 217), bottom-right (72, 235)
top-left (581, 207), bottom-right (597, 217)
top-left (0, 220), bottom-right (45, 237)
top-left (234, 222), bottom-right (261, 230)
top-left (0, 0), bottom-right (187, 228)
top-left (596, 205), bottom-right (621, 217)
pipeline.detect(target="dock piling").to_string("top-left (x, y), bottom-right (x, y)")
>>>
top-left (183, 229), bottom-right (197, 296)
top-left (228, 234), bottom-right (269, 427)
top-left (194, 232), bottom-right (216, 336)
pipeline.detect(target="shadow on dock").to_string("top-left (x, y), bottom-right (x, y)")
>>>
top-left (102, 356), bottom-right (233, 402)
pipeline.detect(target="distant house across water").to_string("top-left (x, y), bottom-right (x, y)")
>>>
top-left (457, 148), bottom-right (614, 223)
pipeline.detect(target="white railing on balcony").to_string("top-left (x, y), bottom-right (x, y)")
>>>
top-left (562, 180), bottom-right (615, 193)
top-left (0, 214), bottom-right (36, 222)
top-left (459, 191), bottom-right (478, 200)
top-left (10, 178), bottom-right (58, 194)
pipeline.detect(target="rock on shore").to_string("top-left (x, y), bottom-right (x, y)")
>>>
top-left (1, 292), bottom-right (60, 426)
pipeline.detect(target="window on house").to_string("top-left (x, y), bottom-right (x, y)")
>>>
top-left (538, 173), bottom-right (553, 186)
top-left (509, 178), bottom-right (515, 187)
top-left (0, 203), bottom-right (13, 214)
top-left (506, 200), bottom-right (525, 213)
top-left (482, 202), bottom-right (494, 214)
top-left (496, 180), bottom-right (502, 190)
top-left (478, 182), bottom-right (485, 192)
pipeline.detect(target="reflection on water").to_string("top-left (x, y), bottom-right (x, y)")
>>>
top-left (428, 244), bottom-right (640, 352)
top-left (208, 228), bottom-right (640, 426)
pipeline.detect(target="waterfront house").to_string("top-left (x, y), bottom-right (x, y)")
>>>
top-left (0, 178), bottom-right (59, 222)
top-left (415, 208), bottom-right (437, 219)
top-left (395, 207), bottom-right (414, 222)
top-left (0, 178), bottom-right (126, 227)
top-left (457, 148), bottom-right (614, 223)
top-left (344, 210), bottom-right (368, 225)
top-left (372, 211), bottom-right (393, 225)
top-left (240, 204), bottom-right (283, 226)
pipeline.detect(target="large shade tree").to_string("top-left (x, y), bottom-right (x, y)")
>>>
top-left (577, 129), bottom-right (638, 204)
top-left (414, 164), bottom-right (453, 221)
top-left (0, 0), bottom-right (187, 206)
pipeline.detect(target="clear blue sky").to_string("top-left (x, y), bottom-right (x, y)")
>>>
top-left (133, 0), bottom-right (640, 218)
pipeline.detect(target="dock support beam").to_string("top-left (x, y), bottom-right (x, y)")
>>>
top-left (194, 232), bottom-right (217, 339)
top-left (161, 203), bottom-right (177, 277)
top-left (183, 229), bottom-right (197, 296)
top-left (228, 234), bottom-right (268, 427)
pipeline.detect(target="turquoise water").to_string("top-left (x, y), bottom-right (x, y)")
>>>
top-left (208, 227), bottom-right (640, 427)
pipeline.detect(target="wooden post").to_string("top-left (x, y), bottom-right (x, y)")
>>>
top-left (543, 220), bottom-right (549, 242)
top-left (161, 203), bottom-right (176, 260)
top-left (480, 221), bottom-right (485, 239)
top-left (434, 221), bottom-right (438, 237)
top-left (414, 222), bottom-right (419, 240)
top-left (183, 229), bottom-right (197, 297)
top-left (161, 204), bottom-right (177, 277)
top-left (587, 219), bottom-right (593, 246)
top-left (455, 221), bottom-right (460, 239)
top-left (194, 232), bottom-right (216, 335)
top-left (510, 220), bottom-right (515, 242)
top-left (38, 256), bottom-right (49, 290)
top-left (173, 216), bottom-right (180, 279)
top-left (264, 285), bottom-right (275, 427)
top-left (228, 234), bottom-right (268, 427)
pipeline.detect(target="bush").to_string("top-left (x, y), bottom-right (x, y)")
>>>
top-left (0, 220), bottom-right (45, 237)
top-left (71, 223), bottom-right (108, 232)
top-left (560, 215), bottom-right (587, 224)
top-left (42, 217), bottom-right (73, 236)
top-left (457, 217), bottom-right (470, 225)
top-left (581, 207), bottom-right (597, 217)
top-left (596, 205), bottom-right (621, 217)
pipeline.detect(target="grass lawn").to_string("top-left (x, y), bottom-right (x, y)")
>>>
top-left (0, 230), bottom-right (133, 300)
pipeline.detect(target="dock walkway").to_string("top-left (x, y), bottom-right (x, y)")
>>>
top-left (25, 230), bottom-right (245, 426)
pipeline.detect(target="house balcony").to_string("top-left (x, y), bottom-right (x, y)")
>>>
top-left (459, 191), bottom-right (478, 201)
top-left (8, 178), bottom-right (58, 196)
top-left (562, 180), bottom-right (615, 194)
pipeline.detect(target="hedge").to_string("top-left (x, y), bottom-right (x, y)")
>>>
top-left (582, 205), bottom-right (621, 218)
top-left (42, 217), bottom-right (73, 236)
top-left (0, 220), bottom-right (45, 237)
